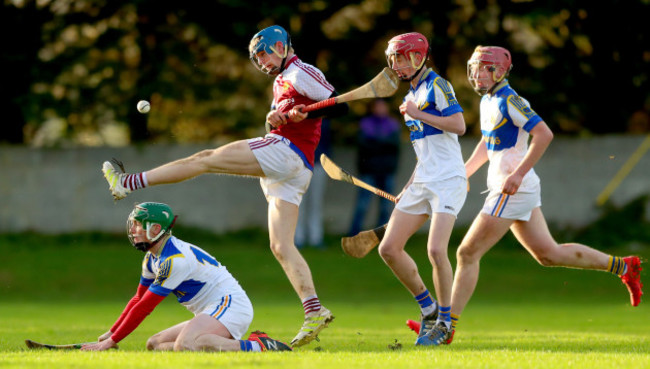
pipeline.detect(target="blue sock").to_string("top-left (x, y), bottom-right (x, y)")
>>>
top-left (437, 305), bottom-right (451, 328)
top-left (239, 340), bottom-right (253, 351)
top-left (415, 290), bottom-right (437, 317)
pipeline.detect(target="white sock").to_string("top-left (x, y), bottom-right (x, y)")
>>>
top-left (422, 301), bottom-right (437, 317)
top-left (141, 172), bottom-right (149, 187)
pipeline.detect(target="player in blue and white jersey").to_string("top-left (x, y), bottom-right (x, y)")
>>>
top-left (378, 32), bottom-right (468, 346)
top-left (448, 46), bottom-right (643, 340)
top-left (81, 202), bottom-right (290, 352)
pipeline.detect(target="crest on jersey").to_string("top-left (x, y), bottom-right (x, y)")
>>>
top-left (508, 95), bottom-right (537, 120)
top-left (153, 258), bottom-right (172, 287)
top-left (434, 77), bottom-right (459, 107)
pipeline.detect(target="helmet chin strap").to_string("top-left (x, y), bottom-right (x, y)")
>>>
top-left (267, 56), bottom-right (287, 75)
top-left (268, 35), bottom-right (290, 75)
top-left (133, 234), bottom-right (165, 253)
top-left (401, 55), bottom-right (427, 83)
top-left (133, 241), bottom-right (152, 253)
top-left (279, 56), bottom-right (287, 73)
top-left (487, 78), bottom-right (508, 95)
top-left (132, 229), bottom-right (165, 253)
top-left (280, 34), bottom-right (291, 73)
top-left (486, 66), bottom-right (512, 95)
top-left (402, 64), bottom-right (425, 83)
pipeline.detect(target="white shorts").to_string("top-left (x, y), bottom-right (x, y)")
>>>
top-left (396, 176), bottom-right (467, 217)
top-left (197, 292), bottom-right (253, 340)
top-left (481, 186), bottom-right (542, 221)
top-left (248, 134), bottom-right (312, 206)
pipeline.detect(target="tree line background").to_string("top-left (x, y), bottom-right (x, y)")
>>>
top-left (1, 0), bottom-right (649, 147)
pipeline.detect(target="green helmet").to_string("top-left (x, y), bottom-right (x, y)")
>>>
top-left (127, 202), bottom-right (177, 251)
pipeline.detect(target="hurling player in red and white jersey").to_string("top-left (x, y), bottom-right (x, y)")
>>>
top-left (266, 51), bottom-right (334, 168)
top-left (101, 25), bottom-right (348, 348)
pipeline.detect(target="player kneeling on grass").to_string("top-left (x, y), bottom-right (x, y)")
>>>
top-left (81, 202), bottom-right (291, 352)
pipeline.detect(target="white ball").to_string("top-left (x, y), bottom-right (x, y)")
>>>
top-left (137, 100), bottom-right (150, 114)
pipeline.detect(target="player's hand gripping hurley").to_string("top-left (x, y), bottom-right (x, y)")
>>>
top-left (302, 67), bottom-right (399, 113)
top-left (25, 339), bottom-right (115, 350)
top-left (269, 68), bottom-right (400, 131)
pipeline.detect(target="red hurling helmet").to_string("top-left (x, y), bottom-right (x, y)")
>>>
top-left (467, 46), bottom-right (513, 95)
top-left (385, 32), bottom-right (429, 82)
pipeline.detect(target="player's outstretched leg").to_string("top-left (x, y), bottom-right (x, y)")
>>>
top-left (620, 256), bottom-right (643, 306)
top-left (102, 159), bottom-right (131, 200)
top-left (290, 307), bottom-right (334, 347)
top-left (247, 331), bottom-right (292, 351)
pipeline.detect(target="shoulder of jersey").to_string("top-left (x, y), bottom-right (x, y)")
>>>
top-left (160, 238), bottom-right (185, 259)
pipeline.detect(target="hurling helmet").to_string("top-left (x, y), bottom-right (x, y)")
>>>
top-left (467, 45), bottom-right (513, 95)
top-left (249, 25), bottom-right (292, 75)
top-left (127, 202), bottom-right (176, 252)
top-left (385, 32), bottom-right (429, 82)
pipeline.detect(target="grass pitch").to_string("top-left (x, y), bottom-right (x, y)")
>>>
top-left (0, 230), bottom-right (648, 368)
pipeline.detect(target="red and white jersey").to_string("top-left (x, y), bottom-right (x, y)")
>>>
top-left (270, 55), bottom-right (334, 168)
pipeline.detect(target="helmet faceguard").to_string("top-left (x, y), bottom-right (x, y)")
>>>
top-left (127, 202), bottom-right (177, 252)
top-left (249, 25), bottom-right (292, 75)
top-left (385, 33), bottom-right (429, 82)
top-left (467, 46), bottom-right (513, 95)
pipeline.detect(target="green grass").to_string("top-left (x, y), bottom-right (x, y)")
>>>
top-left (1, 229), bottom-right (649, 368)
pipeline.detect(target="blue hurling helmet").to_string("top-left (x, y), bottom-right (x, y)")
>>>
top-left (249, 25), bottom-right (292, 75)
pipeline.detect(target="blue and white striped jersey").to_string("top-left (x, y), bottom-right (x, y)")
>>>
top-left (402, 68), bottom-right (466, 183)
top-left (479, 81), bottom-right (543, 192)
top-left (140, 236), bottom-right (246, 314)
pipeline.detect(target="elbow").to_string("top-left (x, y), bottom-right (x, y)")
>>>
top-left (539, 121), bottom-right (553, 143)
top-left (454, 114), bottom-right (466, 136)
top-left (541, 128), bottom-right (554, 146)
